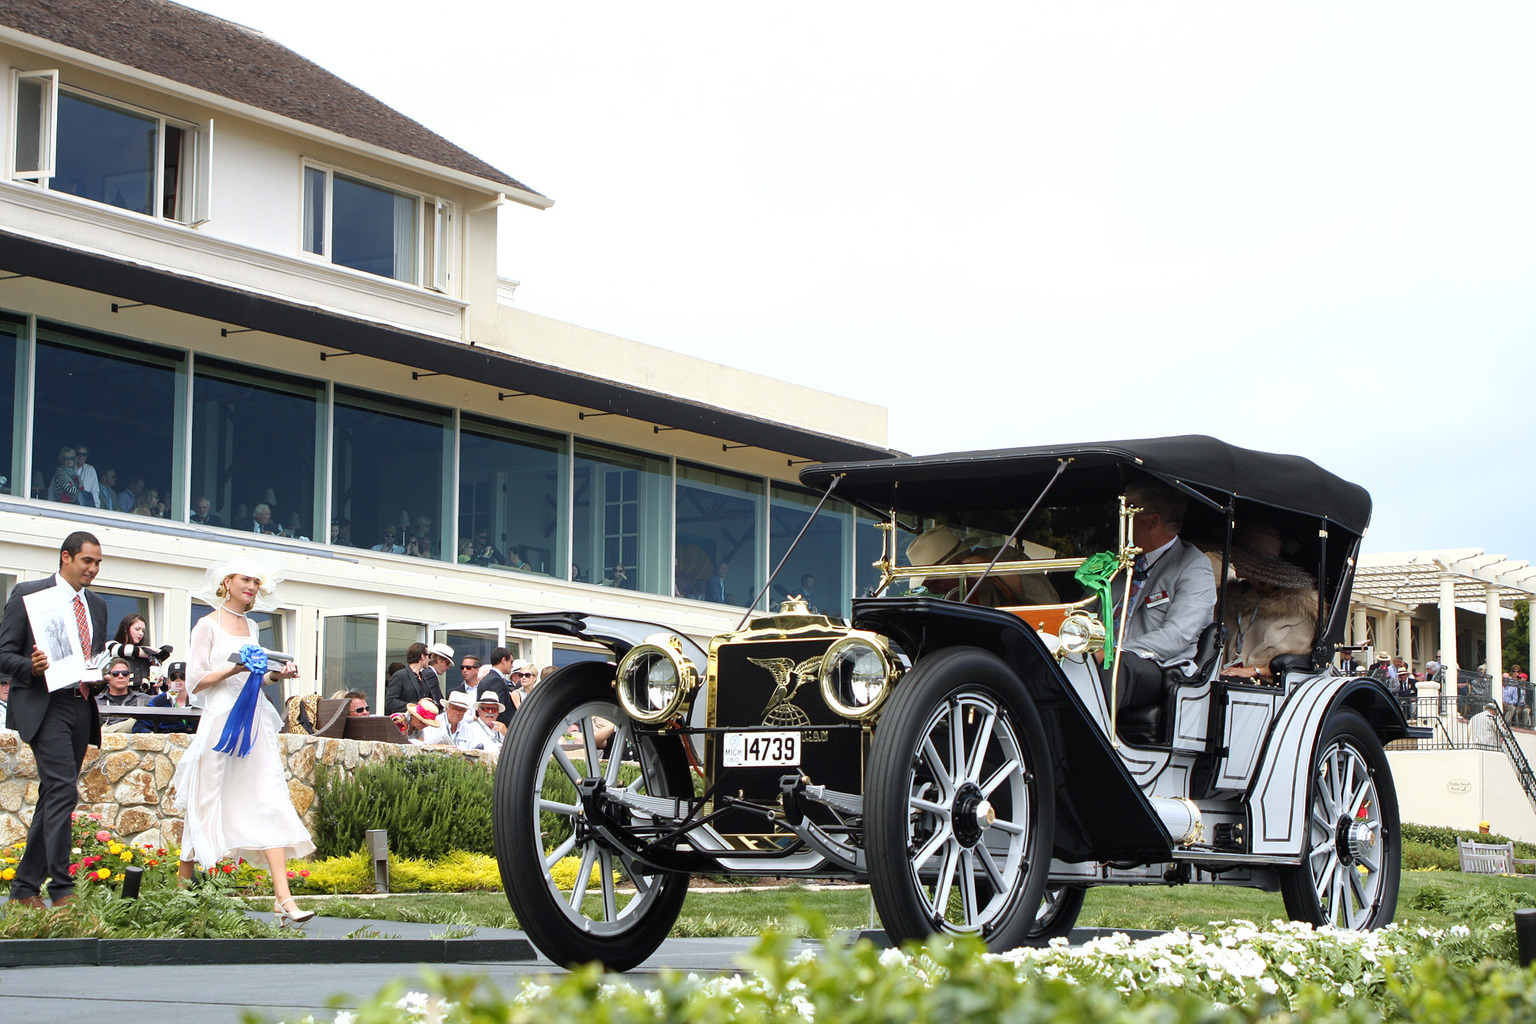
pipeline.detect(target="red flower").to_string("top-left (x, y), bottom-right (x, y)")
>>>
top-left (69, 864), bottom-right (78, 876)
top-left (221, 864), bottom-right (235, 874)
top-left (286, 870), bottom-right (296, 878)
top-left (299, 870), bottom-right (310, 878)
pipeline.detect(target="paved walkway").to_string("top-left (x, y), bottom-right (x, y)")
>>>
top-left (0, 908), bottom-right (783, 1024)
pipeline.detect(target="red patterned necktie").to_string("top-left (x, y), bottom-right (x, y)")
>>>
top-left (74, 594), bottom-right (91, 699)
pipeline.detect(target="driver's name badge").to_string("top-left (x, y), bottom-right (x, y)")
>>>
top-left (1144, 590), bottom-right (1171, 607)
top-left (723, 731), bottom-right (800, 767)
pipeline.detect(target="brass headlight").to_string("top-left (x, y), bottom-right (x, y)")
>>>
top-left (1058, 613), bottom-right (1106, 657)
top-left (615, 634), bottom-right (698, 723)
top-left (819, 634), bottom-right (899, 719)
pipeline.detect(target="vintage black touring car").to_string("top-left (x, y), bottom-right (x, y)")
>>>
top-left (492, 436), bottom-right (1407, 969)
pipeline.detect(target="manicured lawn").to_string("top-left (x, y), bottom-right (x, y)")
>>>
top-left (304, 869), bottom-right (1532, 936)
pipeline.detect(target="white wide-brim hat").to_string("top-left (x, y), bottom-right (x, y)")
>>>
top-left (192, 555), bottom-right (285, 612)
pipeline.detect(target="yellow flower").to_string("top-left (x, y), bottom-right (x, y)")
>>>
top-left (121, 850), bottom-right (133, 862)
top-left (94, 868), bottom-right (111, 880)
top-left (107, 843), bottom-right (122, 855)
top-left (113, 873), bottom-right (124, 882)
top-left (1, 868), bottom-right (14, 880)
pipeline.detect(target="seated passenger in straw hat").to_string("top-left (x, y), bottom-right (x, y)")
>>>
top-left (905, 525), bottom-right (1060, 607)
top-left (1220, 524), bottom-right (1318, 682)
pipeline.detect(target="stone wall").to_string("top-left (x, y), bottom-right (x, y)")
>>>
top-left (0, 730), bottom-right (494, 855)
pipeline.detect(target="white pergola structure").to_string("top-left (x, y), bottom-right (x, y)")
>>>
top-left (1353, 549), bottom-right (1536, 709)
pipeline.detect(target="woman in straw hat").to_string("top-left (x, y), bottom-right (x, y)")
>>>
top-left (1220, 524), bottom-right (1320, 683)
top-left (171, 555), bottom-right (316, 927)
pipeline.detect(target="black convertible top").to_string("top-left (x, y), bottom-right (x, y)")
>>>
top-left (800, 435), bottom-right (1371, 536)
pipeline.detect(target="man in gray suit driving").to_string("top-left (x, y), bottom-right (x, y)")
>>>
top-left (1108, 480), bottom-right (1217, 714)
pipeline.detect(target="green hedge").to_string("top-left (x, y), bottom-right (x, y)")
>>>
top-left (312, 754), bottom-right (494, 860)
top-left (1402, 822), bottom-right (1536, 865)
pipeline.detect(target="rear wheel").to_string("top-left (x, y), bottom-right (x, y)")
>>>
top-left (493, 662), bottom-right (693, 970)
top-left (1027, 885), bottom-right (1086, 941)
top-left (865, 647), bottom-right (1054, 950)
top-left (1279, 707), bottom-right (1399, 930)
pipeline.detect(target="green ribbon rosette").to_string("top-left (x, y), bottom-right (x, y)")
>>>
top-left (1072, 551), bottom-right (1122, 659)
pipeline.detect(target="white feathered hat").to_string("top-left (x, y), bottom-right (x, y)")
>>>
top-left (193, 554), bottom-right (285, 612)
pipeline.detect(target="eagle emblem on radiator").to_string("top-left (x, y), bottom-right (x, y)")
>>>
top-left (749, 655), bottom-right (822, 729)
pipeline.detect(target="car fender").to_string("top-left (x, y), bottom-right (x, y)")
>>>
top-left (853, 596), bottom-right (1173, 863)
top-left (1246, 673), bottom-right (1409, 859)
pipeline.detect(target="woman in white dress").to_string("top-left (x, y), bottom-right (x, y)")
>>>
top-left (172, 557), bottom-right (316, 927)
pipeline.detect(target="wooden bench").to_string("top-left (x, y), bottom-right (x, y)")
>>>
top-left (1457, 839), bottom-right (1536, 874)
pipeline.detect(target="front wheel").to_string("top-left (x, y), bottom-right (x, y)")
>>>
top-left (864, 647), bottom-right (1055, 950)
top-left (1279, 707), bottom-right (1400, 930)
top-left (493, 662), bottom-right (693, 970)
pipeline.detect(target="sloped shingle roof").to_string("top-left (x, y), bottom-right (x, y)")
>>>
top-left (0, 0), bottom-right (542, 198)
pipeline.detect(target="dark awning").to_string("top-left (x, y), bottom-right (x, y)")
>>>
top-left (0, 229), bottom-right (894, 465)
top-left (802, 434), bottom-right (1371, 535)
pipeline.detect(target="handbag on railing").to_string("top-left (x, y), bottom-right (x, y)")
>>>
top-left (281, 694), bottom-right (350, 738)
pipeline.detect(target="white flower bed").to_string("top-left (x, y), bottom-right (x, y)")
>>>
top-left (294, 918), bottom-right (1509, 1024)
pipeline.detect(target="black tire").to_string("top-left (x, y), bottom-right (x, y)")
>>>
top-left (1279, 707), bottom-right (1400, 930)
top-left (493, 662), bottom-right (693, 970)
top-left (865, 646), bottom-right (1055, 950)
top-left (1027, 884), bottom-right (1086, 941)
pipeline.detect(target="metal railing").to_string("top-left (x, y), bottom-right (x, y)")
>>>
top-left (1491, 710), bottom-right (1536, 812)
top-left (1390, 695), bottom-right (1502, 751)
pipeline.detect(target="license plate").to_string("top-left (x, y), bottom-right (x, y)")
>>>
top-left (722, 731), bottom-right (800, 767)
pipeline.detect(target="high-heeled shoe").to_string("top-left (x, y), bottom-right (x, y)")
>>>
top-left (274, 897), bottom-right (315, 928)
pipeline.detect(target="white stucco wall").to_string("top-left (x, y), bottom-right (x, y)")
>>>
top-left (0, 39), bottom-right (500, 341)
top-left (493, 305), bottom-right (889, 449)
top-left (1388, 744), bottom-right (1536, 842)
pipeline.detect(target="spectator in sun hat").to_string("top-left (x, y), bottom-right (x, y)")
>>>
top-left (403, 698), bottom-right (439, 743)
top-left (420, 690), bottom-right (476, 747)
top-left (469, 693), bottom-right (507, 748)
top-left (1218, 523), bottom-right (1319, 682)
top-left (424, 642), bottom-right (454, 701)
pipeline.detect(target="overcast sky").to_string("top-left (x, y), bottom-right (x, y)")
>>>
top-left (182, 1), bottom-right (1535, 561)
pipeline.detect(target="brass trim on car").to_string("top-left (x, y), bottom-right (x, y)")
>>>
top-left (819, 632), bottom-right (901, 720)
top-left (615, 634), bottom-right (699, 724)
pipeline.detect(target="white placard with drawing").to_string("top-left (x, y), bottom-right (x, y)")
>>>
top-left (23, 586), bottom-right (88, 692)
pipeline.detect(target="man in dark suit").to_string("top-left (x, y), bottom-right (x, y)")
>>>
top-left (1, 531), bottom-right (107, 908)
top-left (476, 647), bottom-right (516, 728)
top-left (383, 642), bottom-right (443, 715)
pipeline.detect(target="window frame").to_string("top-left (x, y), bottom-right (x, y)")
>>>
top-left (300, 158), bottom-right (453, 291)
top-left (8, 70), bottom-right (212, 224)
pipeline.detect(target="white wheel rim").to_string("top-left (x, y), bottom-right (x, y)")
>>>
top-left (902, 692), bottom-right (1031, 935)
top-left (533, 698), bottom-right (675, 936)
top-left (1305, 738), bottom-right (1386, 930)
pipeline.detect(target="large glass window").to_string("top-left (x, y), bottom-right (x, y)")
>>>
top-left (770, 486), bottom-right (852, 616)
top-left (676, 463), bottom-right (763, 608)
top-left (33, 322), bottom-right (180, 514)
top-left (458, 417), bottom-right (567, 576)
top-left (0, 312), bottom-right (20, 496)
top-left (331, 388), bottom-right (450, 559)
top-left (191, 359), bottom-right (323, 539)
top-left (11, 73), bottom-right (204, 222)
top-left (303, 165), bottom-right (433, 284)
top-left (573, 442), bottom-right (671, 596)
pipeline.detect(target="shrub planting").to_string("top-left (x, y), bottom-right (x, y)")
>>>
top-left (312, 754), bottom-right (495, 860)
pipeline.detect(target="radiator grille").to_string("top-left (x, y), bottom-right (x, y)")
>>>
top-left (707, 636), bottom-right (864, 844)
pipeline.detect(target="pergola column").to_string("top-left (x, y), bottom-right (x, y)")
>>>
top-left (1486, 586), bottom-right (1503, 711)
top-left (1439, 573), bottom-right (1458, 703)
top-left (1398, 613), bottom-right (1414, 669)
top-left (1353, 607), bottom-right (1369, 654)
